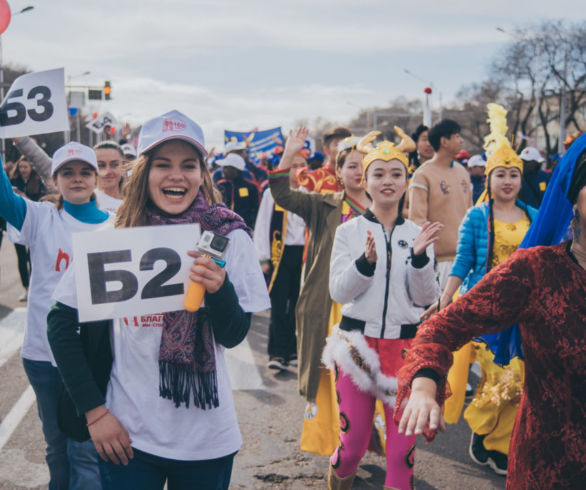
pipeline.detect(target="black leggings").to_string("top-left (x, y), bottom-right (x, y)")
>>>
top-left (14, 243), bottom-right (30, 288)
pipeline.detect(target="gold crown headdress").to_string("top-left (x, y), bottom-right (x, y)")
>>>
top-left (483, 103), bottom-right (523, 177)
top-left (357, 127), bottom-right (416, 175)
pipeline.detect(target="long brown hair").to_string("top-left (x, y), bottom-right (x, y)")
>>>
top-left (115, 143), bottom-right (220, 228)
top-left (11, 156), bottom-right (44, 197)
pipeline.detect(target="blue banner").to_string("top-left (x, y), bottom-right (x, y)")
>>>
top-left (224, 127), bottom-right (284, 164)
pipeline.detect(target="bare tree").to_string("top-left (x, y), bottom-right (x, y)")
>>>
top-left (492, 20), bottom-right (586, 156)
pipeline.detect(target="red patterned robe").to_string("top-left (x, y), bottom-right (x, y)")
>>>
top-left (296, 165), bottom-right (342, 194)
top-left (396, 243), bottom-right (586, 489)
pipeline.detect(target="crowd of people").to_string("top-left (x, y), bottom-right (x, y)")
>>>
top-left (0, 104), bottom-right (583, 490)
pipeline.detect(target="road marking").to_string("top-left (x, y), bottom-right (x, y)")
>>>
top-left (225, 338), bottom-right (264, 390)
top-left (0, 308), bottom-right (26, 369)
top-left (0, 448), bottom-right (49, 487)
top-left (0, 385), bottom-right (36, 452)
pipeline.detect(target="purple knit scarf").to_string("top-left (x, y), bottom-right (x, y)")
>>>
top-left (146, 191), bottom-right (250, 409)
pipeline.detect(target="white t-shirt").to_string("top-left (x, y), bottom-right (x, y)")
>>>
top-left (95, 189), bottom-right (122, 214)
top-left (8, 201), bottom-right (111, 363)
top-left (53, 227), bottom-right (270, 461)
top-left (253, 188), bottom-right (306, 262)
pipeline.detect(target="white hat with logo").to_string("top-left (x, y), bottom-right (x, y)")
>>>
top-left (519, 147), bottom-right (545, 163)
top-left (225, 140), bottom-right (247, 153)
top-left (137, 110), bottom-right (207, 157)
top-left (468, 155), bottom-right (487, 168)
top-left (215, 153), bottom-right (246, 171)
top-left (121, 143), bottom-right (137, 158)
top-left (51, 142), bottom-right (98, 176)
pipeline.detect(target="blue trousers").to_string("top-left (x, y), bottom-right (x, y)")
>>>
top-left (23, 358), bottom-right (102, 490)
top-left (99, 448), bottom-right (235, 490)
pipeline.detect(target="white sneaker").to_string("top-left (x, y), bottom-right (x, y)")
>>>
top-left (19, 290), bottom-right (28, 302)
top-left (267, 357), bottom-right (287, 370)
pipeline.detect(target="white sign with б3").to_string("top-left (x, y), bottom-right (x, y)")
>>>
top-left (0, 68), bottom-right (69, 138)
top-left (72, 223), bottom-right (201, 322)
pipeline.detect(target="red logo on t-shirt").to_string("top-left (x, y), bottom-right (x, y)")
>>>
top-left (55, 248), bottom-right (70, 272)
top-left (123, 314), bottom-right (164, 328)
top-left (161, 118), bottom-right (187, 132)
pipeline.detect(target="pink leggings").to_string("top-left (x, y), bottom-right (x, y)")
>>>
top-left (330, 368), bottom-right (415, 489)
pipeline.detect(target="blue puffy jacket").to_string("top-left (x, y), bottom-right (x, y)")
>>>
top-left (450, 200), bottom-right (538, 294)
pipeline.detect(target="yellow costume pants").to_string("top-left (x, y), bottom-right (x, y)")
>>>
top-left (463, 342), bottom-right (524, 455)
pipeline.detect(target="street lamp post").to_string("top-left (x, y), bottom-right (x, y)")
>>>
top-left (66, 71), bottom-right (91, 143)
top-left (403, 68), bottom-right (442, 125)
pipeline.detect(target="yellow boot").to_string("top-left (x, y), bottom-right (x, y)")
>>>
top-left (327, 465), bottom-right (356, 489)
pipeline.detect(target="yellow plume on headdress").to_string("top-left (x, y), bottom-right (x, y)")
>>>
top-left (483, 103), bottom-right (523, 177)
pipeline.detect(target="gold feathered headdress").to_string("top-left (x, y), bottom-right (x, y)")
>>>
top-left (483, 103), bottom-right (523, 177)
top-left (357, 126), bottom-right (415, 176)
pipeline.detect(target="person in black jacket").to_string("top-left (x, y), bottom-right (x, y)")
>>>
top-left (215, 153), bottom-right (260, 228)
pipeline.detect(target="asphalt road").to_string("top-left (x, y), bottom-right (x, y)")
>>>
top-left (0, 239), bottom-right (505, 489)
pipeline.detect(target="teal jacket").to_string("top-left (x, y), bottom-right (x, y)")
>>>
top-left (450, 200), bottom-right (538, 294)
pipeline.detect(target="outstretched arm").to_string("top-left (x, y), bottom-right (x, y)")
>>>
top-left (396, 248), bottom-right (535, 439)
top-left (13, 137), bottom-right (56, 192)
top-left (269, 127), bottom-right (321, 224)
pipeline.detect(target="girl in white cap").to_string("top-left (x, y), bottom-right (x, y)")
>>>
top-left (48, 110), bottom-right (270, 490)
top-left (0, 141), bottom-right (109, 490)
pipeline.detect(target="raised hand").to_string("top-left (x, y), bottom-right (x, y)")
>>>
top-left (283, 127), bottom-right (309, 158)
top-left (365, 229), bottom-right (377, 264)
top-left (413, 221), bottom-right (443, 257)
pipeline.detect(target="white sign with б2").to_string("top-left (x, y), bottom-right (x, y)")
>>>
top-left (0, 68), bottom-right (69, 138)
top-left (72, 223), bottom-right (200, 322)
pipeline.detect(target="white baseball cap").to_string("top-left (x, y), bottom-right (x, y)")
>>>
top-left (519, 147), bottom-right (545, 163)
top-left (137, 110), bottom-right (207, 158)
top-left (225, 140), bottom-right (247, 153)
top-left (51, 142), bottom-right (98, 176)
top-left (468, 155), bottom-right (487, 168)
top-left (121, 143), bottom-right (137, 158)
top-left (215, 153), bottom-right (246, 171)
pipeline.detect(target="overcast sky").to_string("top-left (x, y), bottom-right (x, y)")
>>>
top-left (3, 0), bottom-right (583, 147)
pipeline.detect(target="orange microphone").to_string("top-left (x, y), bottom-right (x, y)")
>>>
top-left (184, 231), bottom-right (229, 312)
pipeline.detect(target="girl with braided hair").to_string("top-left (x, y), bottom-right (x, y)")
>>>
top-left (397, 128), bottom-right (586, 489)
top-left (421, 104), bottom-right (537, 476)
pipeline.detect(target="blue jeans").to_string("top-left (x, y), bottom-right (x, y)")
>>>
top-left (23, 358), bottom-right (102, 490)
top-left (99, 449), bottom-right (236, 490)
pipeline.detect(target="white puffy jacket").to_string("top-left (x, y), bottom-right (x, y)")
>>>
top-left (329, 211), bottom-right (440, 339)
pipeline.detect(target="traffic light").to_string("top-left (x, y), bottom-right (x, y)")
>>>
top-left (104, 81), bottom-right (111, 100)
